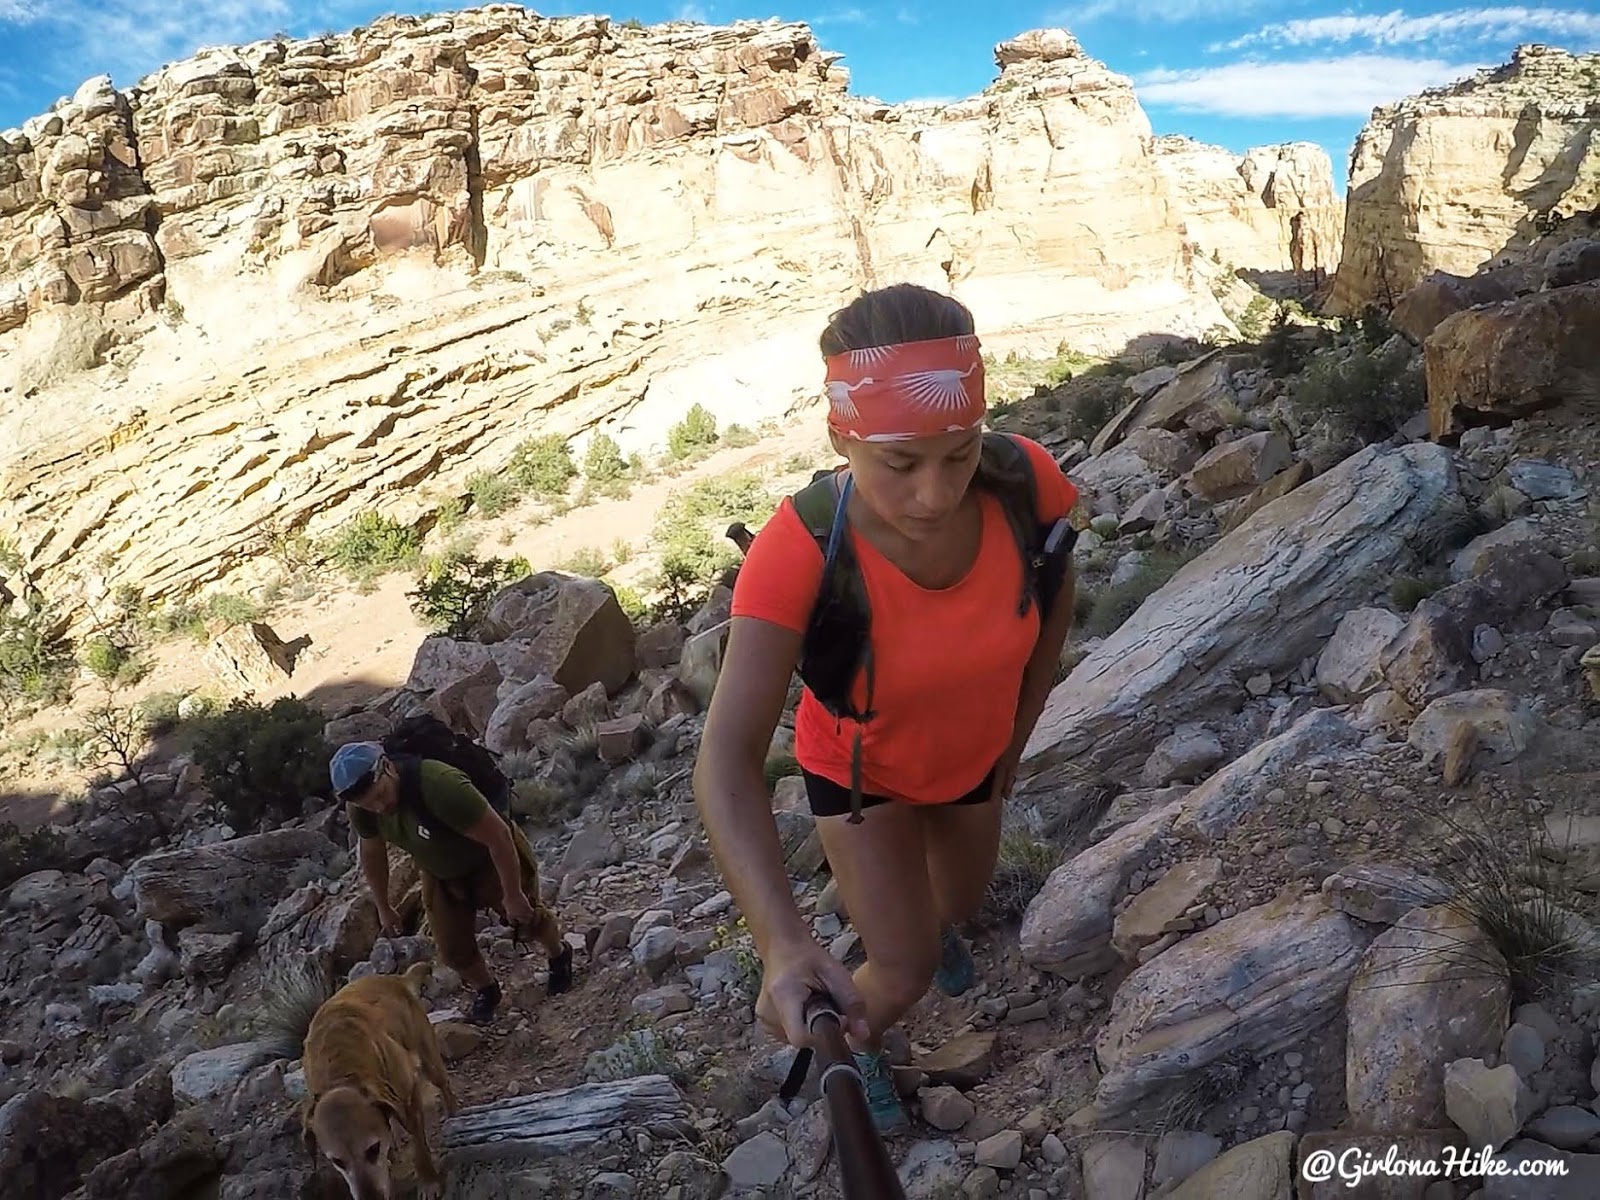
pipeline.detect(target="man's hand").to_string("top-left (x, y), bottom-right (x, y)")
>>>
top-left (504, 890), bottom-right (538, 934)
top-left (375, 902), bottom-right (402, 938)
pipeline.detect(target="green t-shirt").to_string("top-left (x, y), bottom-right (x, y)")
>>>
top-left (349, 759), bottom-right (493, 880)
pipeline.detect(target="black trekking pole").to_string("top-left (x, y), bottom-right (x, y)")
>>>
top-left (797, 993), bottom-right (908, 1200)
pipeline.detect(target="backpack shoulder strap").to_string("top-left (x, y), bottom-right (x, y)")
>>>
top-left (976, 432), bottom-right (1044, 617)
top-left (395, 754), bottom-right (450, 841)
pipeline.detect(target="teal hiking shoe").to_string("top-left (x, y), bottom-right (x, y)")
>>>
top-left (853, 1049), bottom-right (910, 1133)
top-left (934, 925), bottom-right (976, 997)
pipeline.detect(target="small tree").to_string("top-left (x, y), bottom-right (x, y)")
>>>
top-left (409, 552), bottom-right (530, 638)
top-left (81, 697), bottom-right (169, 835)
top-left (667, 403), bottom-right (719, 461)
top-left (187, 697), bottom-right (333, 831)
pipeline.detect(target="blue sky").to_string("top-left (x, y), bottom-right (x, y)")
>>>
top-left (2, 2), bottom-right (1598, 190)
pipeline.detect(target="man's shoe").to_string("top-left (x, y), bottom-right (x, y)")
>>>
top-left (852, 1049), bottom-right (910, 1133)
top-left (934, 925), bottom-right (976, 997)
top-left (547, 942), bottom-right (574, 995)
top-left (467, 981), bottom-right (502, 1025)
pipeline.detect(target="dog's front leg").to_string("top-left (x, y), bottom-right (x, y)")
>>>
top-left (406, 1091), bottom-right (444, 1198)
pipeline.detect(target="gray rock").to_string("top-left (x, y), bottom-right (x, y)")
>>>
top-left (1020, 442), bottom-right (1464, 787)
top-left (1502, 1022), bottom-right (1546, 1078)
top-left (1347, 907), bottom-right (1511, 1130)
top-left (1317, 607), bottom-right (1406, 703)
top-left (1093, 892), bottom-right (1370, 1119)
top-left (1082, 1136), bottom-right (1147, 1199)
top-left (721, 1129), bottom-right (789, 1188)
top-left (1321, 863), bottom-right (1450, 924)
top-left (1508, 459), bottom-right (1585, 502)
top-left (1452, 518), bottom-right (1543, 581)
top-left (1444, 1058), bottom-right (1536, 1151)
top-left (1140, 724), bottom-right (1225, 786)
top-left (1525, 1105), bottom-right (1600, 1151)
top-left (1484, 1139), bottom-right (1600, 1199)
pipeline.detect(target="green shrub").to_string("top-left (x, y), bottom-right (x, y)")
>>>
top-left (507, 434), bottom-right (577, 496)
top-left (0, 590), bottom-right (74, 710)
top-left (584, 434), bottom-right (629, 483)
top-left (0, 821), bottom-right (68, 891)
top-left (204, 593), bottom-right (262, 628)
top-left (81, 634), bottom-right (146, 685)
top-left (667, 403), bottom-right (719, 461)
top-left (323, 511), bottom-right (422, 578)
top-left (1081, 549), bottom-right (1200, 637)
top-left (1291, 342), bottom-right (1423, 446)
top-left (1390, 575), bottom-right (1438, 612)
top-left (409, 552), bottom-right (530, 638)
top-left (1234, 294), bottom-right (1277, 342)
top-left (467, 471), bottom-right (520, 517)
top-left (722, 424), bottom-right (759, 449)
top-left (0, 537), bottom-right (21, 573)
top-left (612, 584), bottom-right (648, 623)
top-left (185, 697), bottom-right (333, 832)
top-left (555, 546), bottom-right (612, 577)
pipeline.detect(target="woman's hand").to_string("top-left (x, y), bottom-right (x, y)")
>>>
top-left (755, 934), bottom-right (871, 1048)
top-left (988, 746), bottom-right (1022, 804)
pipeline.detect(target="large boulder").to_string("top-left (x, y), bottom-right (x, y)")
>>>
top-left (478, 572), bottom-right (637, 696)
top-left (1091, 352), bottom-right (1238, 454)
top-left (1425, 281), bottom-right (1600, 440)
top-left (126, 829), bottom-right (340, 936)
top-left (1019, 442), bottom-right (1463, 788)
top-left (1345, 905), bottom-right (1510, 1130)
top-left (1391, 269), bottom-right (1519, 343)
top-left (1092, 891), bottom-right (1372, 1120)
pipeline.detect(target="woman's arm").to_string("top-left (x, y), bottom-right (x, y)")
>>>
top-left (992, 559), bottom-right (1078, 800)
top-left (693, 616), bottom-right (815, 960)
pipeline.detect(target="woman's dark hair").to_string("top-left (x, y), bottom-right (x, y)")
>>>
top-left (818, 283), bottom-right (975, 357)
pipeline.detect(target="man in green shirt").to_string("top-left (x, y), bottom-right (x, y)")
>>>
top-left (331, 740), bottom-right (574, 1024)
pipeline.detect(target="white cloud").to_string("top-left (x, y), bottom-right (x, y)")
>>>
top-left (1134, 53), bottom-right (1487, 117)
top-left (896, 6), bottom-right (918, 24)
top-left (674, 2), bottom-right (709, 20)
top-left (1050, 0), bottom-right (1276, 25)
top-left (1220, 6), bottom-right (1600, 52)
top-left (0, 0), bottom-right (40, 20)
top-left (811, 7), bottom-right (870, 26)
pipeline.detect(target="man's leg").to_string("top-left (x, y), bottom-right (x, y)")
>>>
top-left (505, 820), bottom-right (573, 993)
top-left (421, 871), bottom-right (499, 1021)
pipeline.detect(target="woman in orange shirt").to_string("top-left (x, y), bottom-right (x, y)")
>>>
top-left (693, 282), bottom-right (1079, 1132)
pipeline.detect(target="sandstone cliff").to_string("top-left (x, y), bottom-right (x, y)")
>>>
top-left (0, 10), bottom-right (1318, 615)
top-left (1153, 135), bottom-right (1342, 280)
top-left (1330, 43), bottom-right (1600, 315)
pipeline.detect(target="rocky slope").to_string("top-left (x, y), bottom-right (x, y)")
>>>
top-left (1153, 135), bottom-right (1342, 279)
top-left (1330, 43), bottom-right (1600, 315)
top-left (0, 10), bottom-right (1336, 620)
top-left (3, 221), bottom-right (1598, 1199)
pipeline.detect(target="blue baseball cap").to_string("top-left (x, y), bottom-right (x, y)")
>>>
top-left (330, 741), bottom-right (385, 798)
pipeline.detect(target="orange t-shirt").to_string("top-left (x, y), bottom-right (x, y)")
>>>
top-left (729, 434), bottom-right (1080, 805)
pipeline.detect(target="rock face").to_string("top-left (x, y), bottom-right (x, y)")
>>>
top-left (1425, 282), bottom-right (1600, 439)
top-left (1331, 44), bottom-right (1600, 315)
top-left (1153, 136), bottom-right (1342, 277)
top-left (0, 13), bottom-right (1331, 618)
top-left (1018, 441), bottom-right (1463, 786)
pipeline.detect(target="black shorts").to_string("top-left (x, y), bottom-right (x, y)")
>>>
top-left (802, 766), bottom-right (998, 819)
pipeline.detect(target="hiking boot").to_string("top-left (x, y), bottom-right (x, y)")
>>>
top-left (547, 942), bottom-right (574, 996)
top-left (852, 1049), bottom-right (909, 1133)
top-left (934, 925), bottom-right (975, 997)
top-left (467, 981), bottom-right (502, 1025)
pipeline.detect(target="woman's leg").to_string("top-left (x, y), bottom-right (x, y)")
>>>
top-left (813, 802), bottom-right (943, 1050)
top-left (920, 794), bottom-right (1005, 926)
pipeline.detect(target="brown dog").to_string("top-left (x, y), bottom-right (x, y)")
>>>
top-left (300, 972), bottom-right (458, 1200)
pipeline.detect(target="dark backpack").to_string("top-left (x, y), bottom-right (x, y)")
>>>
top-left (744, 431), bottom-right (1077, 821)
top-left (381, 714), bottom-right (512, 838)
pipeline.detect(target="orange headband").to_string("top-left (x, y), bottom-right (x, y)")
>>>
top-left (823, 334), bottom-right (986, 442)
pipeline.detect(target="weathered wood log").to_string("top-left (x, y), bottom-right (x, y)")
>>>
top-left (127, 828), bottom-right (339, 936)
top-left (441, 1074), bottom-right (690, 1162)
